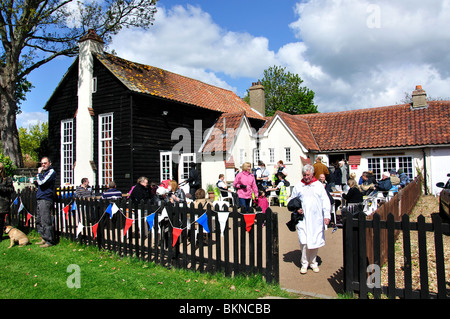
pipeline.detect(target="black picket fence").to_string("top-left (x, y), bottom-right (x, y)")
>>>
top-left (343, 209), bottom-right (450, 299)
top-left (9, 188), bottom-right (280, 283)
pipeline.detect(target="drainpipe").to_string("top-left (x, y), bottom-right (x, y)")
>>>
top-left (422, 148), bottom-right (428, 195)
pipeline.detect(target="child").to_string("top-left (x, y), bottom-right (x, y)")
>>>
top-left (256, 189), bottom-right (269, 213)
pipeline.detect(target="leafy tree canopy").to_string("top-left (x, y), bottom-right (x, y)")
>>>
top-left (0, 0), bottom-right (159, 167)
top-left (246, 65), bottom-right (318, 116)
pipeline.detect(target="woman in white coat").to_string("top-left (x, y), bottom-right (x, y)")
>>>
top-left (288, 164), bottom-right (331, 274)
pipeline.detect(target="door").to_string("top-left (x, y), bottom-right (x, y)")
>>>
top-left (160, 151), bottom-right (173, 182)
top-left (178, 153), bottom-right (196, 194)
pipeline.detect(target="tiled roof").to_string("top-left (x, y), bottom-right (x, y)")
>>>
top-left (95, 53), bottom-right (263, 120)
top-left (201, 111), bottom-right (246, 153)
top-left (259, 111), bottom-right (320, 152)
top-left (292, 101), bottom-right (450, 152)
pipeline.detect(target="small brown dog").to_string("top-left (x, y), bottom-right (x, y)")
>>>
top-left (4, 225), bottom-right (30, 248)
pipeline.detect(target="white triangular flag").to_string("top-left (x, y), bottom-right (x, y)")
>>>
top-left (161, 207), bottom-right (168, 219)
top-left (217, 212), bottom-right (230, 236)
top-left (111, 203), bottom-right (120, 217)
top-left (17, 202), bottom-right (24, 214)
top-left (76, 222), bottom-right (84, 238)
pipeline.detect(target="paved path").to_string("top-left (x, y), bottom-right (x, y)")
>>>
top-left (275, 206), bottom-right (344, 298)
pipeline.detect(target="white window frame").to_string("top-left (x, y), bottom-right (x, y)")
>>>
top-left (178, 153), bottom-right (196, 182)
top-left (253, 148), bottom-right (260, 164)
top-left (60, 119), bottom-right (74, 185)
top-left (284, 147), bottom-right (291, 163)
top-left (160, 151), bottom-right (173, 181)
top-left (269, 148), bottom-right (275, 164)
top-left (368, 156), bottom-right (414, 180)
top-left (98, 113), bottom-right (114, 186)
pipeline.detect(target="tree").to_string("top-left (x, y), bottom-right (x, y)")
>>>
top-left (19, 121), bottom-right (48, 163)
top-left (249, 65), bottom-right (318, 116)
top-left (0, 0), bottom-right (159, 167)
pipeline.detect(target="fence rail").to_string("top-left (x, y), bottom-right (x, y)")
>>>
top-left (9, 188), bottom-right (279, 283)
top-left (343, 177), bottom-right (450, 299)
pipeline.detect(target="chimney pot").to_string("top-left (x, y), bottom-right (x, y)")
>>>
top-left (411, 85), bottom-right (427, 109)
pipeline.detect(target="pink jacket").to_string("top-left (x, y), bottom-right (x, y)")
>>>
top-left (233, 171), bottom-right (258, 199)
top-left (256, 196), bottom-right (269, 213)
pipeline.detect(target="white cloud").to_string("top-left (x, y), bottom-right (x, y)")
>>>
top-left (288, 0), bottom-right (450, 111)
top-left (111, 5), bottom-right (276, 91)
top-left (17, 112), bottom-right (48, 128)
top-left (109, 1), bottom-right (450, 114)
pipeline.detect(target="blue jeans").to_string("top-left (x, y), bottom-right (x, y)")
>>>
top-left (239, 198), bottom-right (251, 211)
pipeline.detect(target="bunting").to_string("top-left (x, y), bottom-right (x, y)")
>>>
top-left (123, 217), bottom-right (134, 238)
top-left (105, 203), bottom-right (119, 219)
top-left (195, 213), bottom-right (209, 233)
top-left (18, 202), bottom-right (24, 214)
top-left (92, 222), bottom-right (99, 239)
top-left (12, 194), bottom-right (267, 248)
top-left (244, 213), bottom-right (256, 232)
top-left (146, 213), bottom-right (156, 231)
top-left (172, 227), bottom-right (183, 247)
top-left (63, 204), bottom-right (70, 220)
top-left (217, 212), bottom-right (230, 236)
top-left (26, 212), bottom-right (32, 226)
top-left (76, 223), bottom-right (84, 238)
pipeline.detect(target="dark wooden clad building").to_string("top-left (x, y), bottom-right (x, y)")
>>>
top-left (44, 30), bottom-right (264, 192)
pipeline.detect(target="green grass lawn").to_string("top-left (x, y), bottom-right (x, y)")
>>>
top-left (0, 230), bottom-right (292, 299)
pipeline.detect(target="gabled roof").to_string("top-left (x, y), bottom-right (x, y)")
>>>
top-left (289, 101), bottom-right (450, 152)
top-left (260, 111), bottom-right (320, 152)
top-left (200, 111), bottom-right (248, 154)
top-left (95, 53), bottom-right (264, 120)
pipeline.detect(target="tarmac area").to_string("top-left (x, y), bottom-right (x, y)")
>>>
top-left (276, 206), bottom-right (344, 298)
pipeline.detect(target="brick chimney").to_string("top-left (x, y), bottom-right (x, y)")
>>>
top-left (75, 29), bottom-right (104, 185)
top-left (411, 85), bottom-right (428, 109)
top-left (249, 81), bottom-right (265, 117)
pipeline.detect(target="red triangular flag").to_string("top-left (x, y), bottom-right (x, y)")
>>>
top-left (244, 214), bottom-right (256, 232)
top-left (123, 217), bottom-right (134, 238)
top-left (25, 213), bottom-right (32, 226)
top-left (63, 204), bottom-right (70, 220)
top-left (172, 227), bottom-right (183, 247)
top-left (92, 223), bottom-right (99, 239)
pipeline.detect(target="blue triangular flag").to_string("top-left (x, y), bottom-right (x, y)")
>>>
top-left (71, 201), bottom-right (77, 211)
top-left (146, 213), bottom-right (156, 231)
top-left (196, 213), bottom-right (210, 233)
top-left (14, 196), bottom-right (19, 205)
top-left (105, 203), bottom-right (113, 218)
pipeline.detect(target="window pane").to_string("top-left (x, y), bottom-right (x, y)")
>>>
top-left (61, 119), bottom-right (73, 185)
top-left (99, 114), bottom-right (113, 186)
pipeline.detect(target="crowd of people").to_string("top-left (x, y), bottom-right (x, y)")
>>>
top-left (2, 153), bottom-right (411, 271)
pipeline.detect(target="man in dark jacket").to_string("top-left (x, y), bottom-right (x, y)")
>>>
top-left (186, 163), bottom-right (200, 200)
top-left (374, 171), bottom-right (392, 197)
top-left (35, 157), bottom-right (56, 247)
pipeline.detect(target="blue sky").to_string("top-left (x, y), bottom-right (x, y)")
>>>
top-left (17, 0), bottom-right (450, 128)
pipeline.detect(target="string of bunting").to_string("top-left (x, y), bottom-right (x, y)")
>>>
top-left (11, 196), bottom-right (265, 247)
